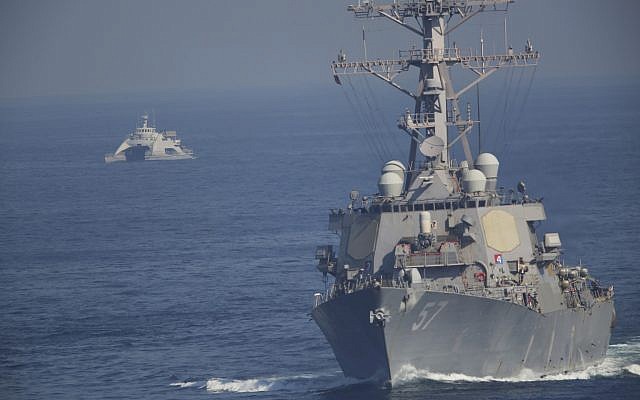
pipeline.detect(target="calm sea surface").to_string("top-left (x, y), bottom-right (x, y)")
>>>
top-left (1, 80), bottom-right (639, 399)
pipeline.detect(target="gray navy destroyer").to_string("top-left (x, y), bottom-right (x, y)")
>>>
top-left (311, 0), bottom-right (615, 386)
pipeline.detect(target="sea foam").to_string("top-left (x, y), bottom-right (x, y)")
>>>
top-left (169, 381), bottom-right (198, 388)
top-left (204, 372), bottom-right (347, 393)
top-left (624, 364), bottom-right (640, 376)
top-left (206, 377), bottom-right (277, 393)
top-left (392, 338), bottom-right (640, 385)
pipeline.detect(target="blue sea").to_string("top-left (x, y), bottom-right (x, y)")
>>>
top-left (1, 79), bottom-right (639, 399)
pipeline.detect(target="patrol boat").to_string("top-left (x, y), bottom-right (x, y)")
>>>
top-left (312, 0), bottom-right (615, 386)
top-left (105, 114), bottom-right (195, 163)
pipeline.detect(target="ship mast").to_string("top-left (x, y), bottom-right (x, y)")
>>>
top-left (332, 0), bottom-right (539, 191)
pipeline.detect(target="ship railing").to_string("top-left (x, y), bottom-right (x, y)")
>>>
top-left (399, 47), bottom-right (462, 62)
top-left (560, 279), bottom-right (614, 309)
top-left (489, 284), bottom-right (540, 311)
top-left (405, 252), bottom-right (461, 268)
top-left (588, 280), bottom-right (615, 301)
top-left (313, 293), bottom-right (323, 308)
top-left (497, 188), bottom-right (540, 206)
top-left (397, 112), bottom-right (437, 130)
top-left (399, 47), bottom-right (540, 67)
top-left (317, 277), bottom-right (542, 311)
top-left (563, 280), bottom-right (592, 309)
top-left (320, 274), bottom-right (409, 304)
top-left (366, 197), bottom-right (496, 215)
top-left (331, 58), bottom-right (410, 77)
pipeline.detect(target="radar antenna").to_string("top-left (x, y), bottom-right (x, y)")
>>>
top-left (333, 0), bottom-right (539, 190)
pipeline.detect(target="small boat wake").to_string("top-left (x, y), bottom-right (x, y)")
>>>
top-left (391, 338), bottom-right (640, 386)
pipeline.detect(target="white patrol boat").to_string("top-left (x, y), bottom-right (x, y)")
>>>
top-left (105, 114), bottom-right (195, 163)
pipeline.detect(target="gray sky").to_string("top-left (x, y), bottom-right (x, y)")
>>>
top-left (1, 0), bottom-right (639, 99)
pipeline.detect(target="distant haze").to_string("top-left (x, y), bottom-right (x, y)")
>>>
top-left (1, 0), bottom-right (639, 99)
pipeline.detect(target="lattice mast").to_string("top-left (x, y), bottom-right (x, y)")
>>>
top-left (332, 0), bottom-right (539, 189)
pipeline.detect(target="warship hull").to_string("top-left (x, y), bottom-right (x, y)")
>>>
top-left (312, 287), bottom-right (614, 385)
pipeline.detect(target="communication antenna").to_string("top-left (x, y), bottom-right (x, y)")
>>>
top-left (504, 17), bottom-right (508, 53)
top-left (362, 25), bottom-right (368, 61)
top-left (478, 29), bottom-right (484, 153)
top-left (477, 83), bottom-right (481, 153)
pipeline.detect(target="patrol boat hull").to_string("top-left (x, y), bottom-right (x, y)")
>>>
top-left (312, 287), bottom-right (614, 384)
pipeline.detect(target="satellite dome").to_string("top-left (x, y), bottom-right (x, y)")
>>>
top-left (378, 171), bottom-right (403, 197)
top-left (462, 169), bottom-right (487, 193)
top-left (381, 160), bottom-right (406, 179)
top-left (474, 153), bottom-right (499, 179)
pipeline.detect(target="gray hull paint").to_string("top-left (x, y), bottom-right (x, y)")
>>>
top-left (312, 287), bottom-right (614, 384)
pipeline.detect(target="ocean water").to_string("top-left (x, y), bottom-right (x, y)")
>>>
top-left (1, 80), bottom-right (639, 399)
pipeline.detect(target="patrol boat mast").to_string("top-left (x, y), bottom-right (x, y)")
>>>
top-left (312, 0), bottom-right (614, 386)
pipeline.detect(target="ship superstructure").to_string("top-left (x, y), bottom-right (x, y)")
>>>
top-left (312, 0), bottom-right (615, 386)
top-left (105, 115), bottom-right (195, 163)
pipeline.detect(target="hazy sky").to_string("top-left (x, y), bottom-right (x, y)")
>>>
top-left (1, 0), bottom-right (639, 98)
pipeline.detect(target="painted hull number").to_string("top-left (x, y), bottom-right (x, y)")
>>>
top-left (411, 301), bottom-right (448, 331)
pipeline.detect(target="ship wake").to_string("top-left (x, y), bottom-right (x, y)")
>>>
top-left (392, 339), bottom-right (640, 385)
top-left (169, 341), bottom-right (640, 393)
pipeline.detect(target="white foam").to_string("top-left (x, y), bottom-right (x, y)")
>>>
top-left (624, 364), bottom-right (640, 376)
top-left (392, 339), bottom-right (640, 385)
top-left (193, 340), bottom-right (640, 393)
top-left (206, 377), bottom-right (276, 393)
top-left (392, 364), bottom-right (608, 385)
top-left (205, 372), bottom-right (345, 394)
top-left (169, 381), bottom-right (198, 388)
